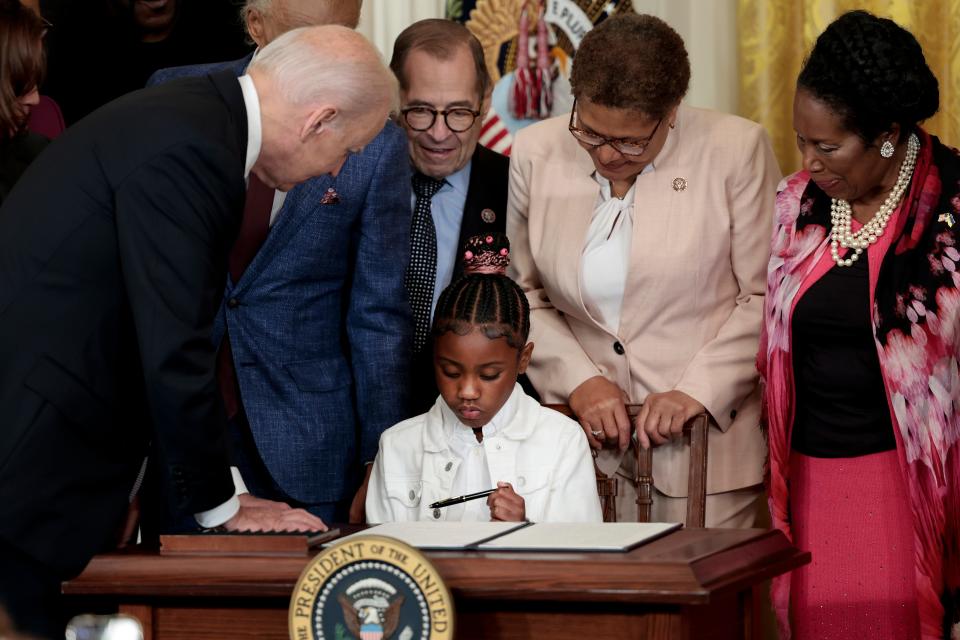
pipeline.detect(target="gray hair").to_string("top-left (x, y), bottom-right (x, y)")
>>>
top-left (248, 25), bottom-right (398, 119)
top-left (241, 0), bottom-right (272, 41)
top-left (241, 0), bottom-right (362, 41)
top-left (243, 0), bottom-right (272, 11)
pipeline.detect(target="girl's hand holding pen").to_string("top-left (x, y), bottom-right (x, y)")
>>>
top-left (487, 481), bottom-right (525, 522)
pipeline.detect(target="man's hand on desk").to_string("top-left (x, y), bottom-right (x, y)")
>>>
top-left (225, 496), bottom-right (328, 532)
top-left (237, 493), bottom-right (291, 511)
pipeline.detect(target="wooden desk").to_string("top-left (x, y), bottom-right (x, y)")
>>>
top-left (63, 528), bottom-right (807, 640)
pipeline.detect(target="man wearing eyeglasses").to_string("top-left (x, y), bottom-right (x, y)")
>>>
top-left (390, 19), bottom-right (509, 413)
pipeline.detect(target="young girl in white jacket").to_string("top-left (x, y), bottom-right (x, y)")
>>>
top-left (366, 234), bottom-right (602, 523)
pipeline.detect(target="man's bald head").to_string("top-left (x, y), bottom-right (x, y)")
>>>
top-left (247, 25), bottom-right (397, 190)
top-left (249, 24), bottom-right (395, 116)
top-left (243, 0), bottom-right (363, 47)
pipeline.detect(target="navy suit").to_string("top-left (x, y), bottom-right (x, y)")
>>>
top-left (0, 71), bottom-right (245, 635)
top-left (149, 58), bottom-right (413, 516)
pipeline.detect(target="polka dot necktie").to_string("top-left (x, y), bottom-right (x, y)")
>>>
top-left (407, 173), bottom-right (446, 353)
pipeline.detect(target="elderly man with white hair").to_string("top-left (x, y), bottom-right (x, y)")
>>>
top-left (0, 25), bottom-right (395, 639)
top-left (147, 0), bottom-right (413, 530)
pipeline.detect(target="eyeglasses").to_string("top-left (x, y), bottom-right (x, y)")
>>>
top-left (401, 106), bottom-right (481, 133)
top-left (568, 101), bottom-right (662, 156)
top-left (40, 16), bottom-right (53, 37)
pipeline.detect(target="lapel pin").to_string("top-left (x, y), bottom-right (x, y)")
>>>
top-left (939, 212), bottom-right (956, 227)
top-left (320, 187), bottom-right (340, 205)
top-left (672, 177), bottom-right (687, 192)
top-left (481, 208), bottom-right (497, 224)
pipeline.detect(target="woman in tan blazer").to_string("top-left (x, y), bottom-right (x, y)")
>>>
top-left (507, 14), bottom-right (781, 526)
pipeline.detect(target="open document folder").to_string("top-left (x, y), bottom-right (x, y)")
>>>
top-left (476, 522), bottom-right (681, 552)
top-left (331, 521), bottom-right (530, 550)
top-left (330, 521), bottom-right (681, 552)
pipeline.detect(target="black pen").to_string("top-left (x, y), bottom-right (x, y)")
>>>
top-left (429, 488), bottom-right (497, 509)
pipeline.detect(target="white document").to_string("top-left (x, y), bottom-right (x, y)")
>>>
top-left (331, 521), bottom-right (531, 550)
top-left (476, 522), bottom-right (681, 552)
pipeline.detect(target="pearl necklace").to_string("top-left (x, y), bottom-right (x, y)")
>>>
top-left (829, 133), bottom-right (920, 267)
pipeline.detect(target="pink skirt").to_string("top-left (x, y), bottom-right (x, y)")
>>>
top-left (788, 450), bottom-right (921, 640)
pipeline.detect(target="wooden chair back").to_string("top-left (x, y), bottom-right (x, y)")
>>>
top-left (544, 404), bottom-right (709, 528)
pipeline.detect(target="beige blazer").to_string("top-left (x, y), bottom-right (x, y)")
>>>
top-left (507, 105), bottom-right (780, 496)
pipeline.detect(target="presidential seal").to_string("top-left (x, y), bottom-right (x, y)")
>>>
top-left (289, 536), bottom-right (454, 640)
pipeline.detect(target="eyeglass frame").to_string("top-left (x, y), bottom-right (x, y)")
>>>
top-left (400, 105), bottom-right (482, 133)
top-left (568, 100), bottom-right (663, 156)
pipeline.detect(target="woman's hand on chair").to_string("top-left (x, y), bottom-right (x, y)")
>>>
top-left (569, 375), bottom-right (631, 451)
top-left (635, 390), bottom-right (704, 449)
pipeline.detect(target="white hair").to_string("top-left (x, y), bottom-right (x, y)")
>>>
top-left (248, 25), bottom-right (398, 119)
top-left (243, 0), bottom-right (272, 12)
top-left (242, 0), bottom-right (362, 39)
top-left (241, 0), bottom-right (273, 41)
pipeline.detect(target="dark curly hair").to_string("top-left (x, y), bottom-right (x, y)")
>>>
top-left (570, 13), bottom-right (689, 119)
top-left (798, 10), bottom-right (939, 143)
top-left (432, 234), bottom-right (529, 349)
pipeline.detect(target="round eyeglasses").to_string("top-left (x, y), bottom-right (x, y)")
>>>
top-left (401, 106), bottom-right (481, 133)
top-left (568, 103), bottom-right (662, 156)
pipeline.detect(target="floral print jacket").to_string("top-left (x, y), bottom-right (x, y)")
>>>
top-left (758, 129), bottom-right (960, 640)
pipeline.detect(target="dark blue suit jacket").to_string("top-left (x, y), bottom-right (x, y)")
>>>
top-left (149, 57), bottom-right (413, 504)
top-left (0, 72), bottom-right (245, 574)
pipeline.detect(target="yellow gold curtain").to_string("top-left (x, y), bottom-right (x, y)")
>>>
top-left (737, 0), bottom-right (960, 174)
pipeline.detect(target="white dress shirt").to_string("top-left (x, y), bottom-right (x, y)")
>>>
top-left (240, 52), bottom-right (287, 225)
top-left (439, 387), bottom-right (517, 521)
top-left (579, 164), bottom-right (654, 333)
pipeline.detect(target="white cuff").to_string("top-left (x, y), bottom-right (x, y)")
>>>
top-left (194, 495), bottom-right (240, 528)
top-left (192, 467), bottom-right (249, 528)
top-left (231, 466), bottom-right (249, 495)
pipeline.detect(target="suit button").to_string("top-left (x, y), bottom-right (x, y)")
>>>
top-left (613, 341), bottom-right (625, 355)
top-left (433, 508), bottom-right (441, 519)
top-left (227, 298), bottom-right (239, 309)
top-left (444, 461), bottom-right (453, 472)
top-left (408, 490), bottom-right (416, 500)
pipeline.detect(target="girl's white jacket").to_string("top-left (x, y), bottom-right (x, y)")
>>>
top-left (366, 384), bottom-right (603, 523)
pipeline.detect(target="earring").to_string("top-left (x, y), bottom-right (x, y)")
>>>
top-left (880, 140), bottom-right (895, 158)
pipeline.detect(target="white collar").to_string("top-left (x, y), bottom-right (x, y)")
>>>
top-left (592, 161), bottom-right (654, 202)
top-left (237, 74), bottom-right (262, 180)
top-left (440, 380), bottom-right (519, 444)
top-left (424, 384), bottom-right (531, 452)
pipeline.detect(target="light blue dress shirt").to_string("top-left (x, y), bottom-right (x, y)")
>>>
top-left (411, 160), bottom-right (471, 320)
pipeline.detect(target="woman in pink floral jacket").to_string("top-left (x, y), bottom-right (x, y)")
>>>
top-left (758, 11), bottom-right (960, 640)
